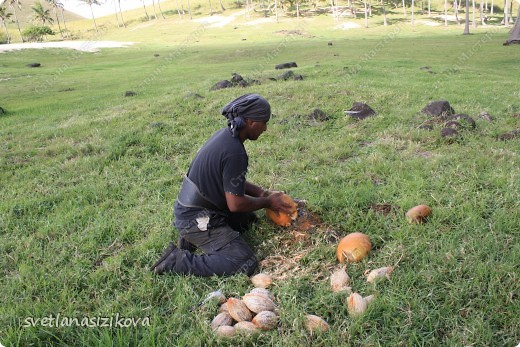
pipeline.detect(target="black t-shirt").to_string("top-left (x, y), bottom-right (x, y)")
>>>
top-left (174, 128), bottom-right (248, 228)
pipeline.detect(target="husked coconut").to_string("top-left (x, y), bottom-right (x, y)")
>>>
top-left (250, 273), bottom-right (273, 288)
top-left (234, 321), bottom-right (258, 335)
top-left (226, 298), bottom-right (253, 322)
top-left (210, 312), bottom-right (234, 330)
top-left (214, 325), bottom-right (235, 337)
top-left (252, 311), bottom-right (278, 330)
top-left (242, 293), bottom-right (276, 314)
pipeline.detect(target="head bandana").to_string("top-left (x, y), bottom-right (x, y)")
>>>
top-left (221, 94), bottom-right (271, 137)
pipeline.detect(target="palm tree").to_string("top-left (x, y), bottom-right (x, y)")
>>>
top-left (7, 0), bottom-right (23, 42)
top-left (141, 0), bottom-right (150, 20)
top-left (463, 0), bottom-right (470, 33)
top-left (117, 0), bottom-right (126, 27)
top-left (0, 6), bottom-right (12, 43)
top-left (45, 0), bottom-right (64, 38)
top-left (32, 1), bottom-right (54, 25)
top-left (156, 0), bottom-right (166, 19)
top-left (80, 0), bottom-right (101, 33)
top-left (504, 5), bottom-right (520, 44)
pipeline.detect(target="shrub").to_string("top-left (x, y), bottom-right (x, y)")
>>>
top-left (22, 25), bottom-right (54, 42)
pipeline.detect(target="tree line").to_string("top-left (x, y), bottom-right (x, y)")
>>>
top-left (0, 0), bottom-right (518, 43)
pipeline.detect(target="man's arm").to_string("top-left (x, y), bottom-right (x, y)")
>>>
top-left (225, 181), bottom-right (294, 214)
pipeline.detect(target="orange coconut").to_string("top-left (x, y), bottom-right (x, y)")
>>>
top-left (265, 194), bottom-right (298, 227)
top-left (336, 232), bottom-right (371, 263)
top-left (405, 205), bottom-right (432, 224)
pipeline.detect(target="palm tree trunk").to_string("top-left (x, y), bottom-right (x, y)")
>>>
top-left (89, 4), bottom-right (98, 32)
top-left (11, 7), bottom-right (24, 42)
top-left (463, 0), bottom-right (470, 33)
top-left (504, 5), bottom-right (520, 44)
top-left (472, 0), bottom-right (476, 27)
top-left (187, 0), bottom-right (192, 19)
top-left (219, 0), bottom-right (225, 11)
top-left (113, 0), bottom-right (121, 27)
top-left (454, 0), bottom-right (460, 24)
top-left (445, 0), bottom-right (448, 26)
top-left (402, 0), bottom-right (407, 17)
top-left (60, 7), bottom-right (69, 36)
top-left (2, 20), bottom-right (11, 43)
top-left (411, 0), bottom-right (415, 27)
top-left (382, 0), bottom-right (387, 25)
top-left (142, 0), bottom-right (150, 20)
top-left (118, 0), bottom-right (126, 27)
top-left (175, 0), bottom-right (182, 17)
top-left (157, 0), bottom-right (166, 19)
top-left (208, 0), bottom-right (213, 15)
top-left (490, 0), bottom-right (493, 15)
top-left (54, 9), bottom-right (64, 38)
top-left (364, 0), bottom-right (368, 27)
top-left (151, 0), bottom-right (159, 19)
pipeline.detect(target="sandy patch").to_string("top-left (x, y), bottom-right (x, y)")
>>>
top-left (335, 22), bottom-right (362, 30)
top-left (416, 20), bottom-right (441, 26)
top-left (195, 10), bottom-right (246, 28)
top-left (241, 17), bottom-right (276, 26)
top-left (0, 41), bottom-right (135, 53)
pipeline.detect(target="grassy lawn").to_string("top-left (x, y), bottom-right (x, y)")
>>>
top-left (1, 6), bottom-right (519, 346)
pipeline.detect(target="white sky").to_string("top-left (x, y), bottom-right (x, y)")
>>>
top-left (62, 0), bottom-right (166, 19)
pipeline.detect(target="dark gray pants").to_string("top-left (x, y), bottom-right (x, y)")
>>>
top-left (172, 212), bottom-right (259, 277)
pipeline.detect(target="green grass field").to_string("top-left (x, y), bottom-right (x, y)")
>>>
top-left (1, 4), bottom-right (519, 346)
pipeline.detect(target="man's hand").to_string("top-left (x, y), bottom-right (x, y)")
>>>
top-left (266, 191), bottom-right (297, 215)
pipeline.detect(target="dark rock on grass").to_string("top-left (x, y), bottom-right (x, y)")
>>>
top-left (210, 80), bottom-right (233, 91)
top-left (150, 122), bottom-right (167, 129)
top-left (27, 63), bottom-right (41, 68)
top-left (0, 106), bottom-right (5, 115)
top-left (420, 66), bottom-right (432, 70)
top-left (345, 102), bottom-right (376, 120)
top-left (307, 109), bottom-right (328, 122)
top-left (478, 111), bottom-right (494, 122)
top-left (124, 91), bottom-right (137, 97)
top-left (275, 62), bottom-right (298, 70)
top-left (154, 53), bottom-right (160, 57)
top-left (277, 71), bottom-right (303, 81)
top-left (369, 203), bottom-right (399, 216)
top-left (58, 87), bottom-right (75, 92)
top-left (441, 127), bottom-right (459, 138)
top-left (184, 92), bottom-right (204, 99)
top-left (418, 124), bottom-right (434, 131)
top-left (421, 100), bottom-right (455, 118)
top-left (447, 114), bottom-right (476, 129)
top-left (328, 42), bottom-right (333, 46)
top-left (444, 121), bottom-right (461, 129)
top-left (278, 70), bottom-right (295, 80)
top-left (497, 129), bottom-right (520, 141)
top-left (231, 73), bottom-right (244, 84)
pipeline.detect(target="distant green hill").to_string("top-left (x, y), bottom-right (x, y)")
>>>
top-left (2, 0), bottom-right (84, 27)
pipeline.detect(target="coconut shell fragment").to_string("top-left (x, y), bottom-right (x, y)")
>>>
top-left (304, 314), bottom-right (329, 334)
top-left (347, 292), bottom-right (368, 317)
top-left (367, 266), bottom-right (393, 283)
top-left (330, 266), bottom-right (351, 292)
